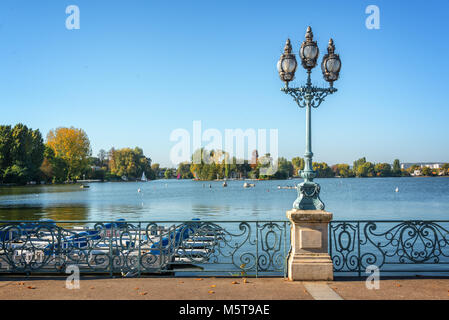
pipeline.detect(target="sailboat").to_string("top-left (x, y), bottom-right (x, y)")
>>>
top-left (141, 172), bottom-right (148, 182)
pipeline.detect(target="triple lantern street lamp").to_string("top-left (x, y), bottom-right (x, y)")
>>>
top-left (277, 26), bottom-right (341, 211)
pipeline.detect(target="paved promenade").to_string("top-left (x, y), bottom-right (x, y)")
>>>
top-left (1, 276), bottom-right (449, 300)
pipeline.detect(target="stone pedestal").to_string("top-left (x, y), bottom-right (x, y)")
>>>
top-left (286, 209), bottom-right (333, 281)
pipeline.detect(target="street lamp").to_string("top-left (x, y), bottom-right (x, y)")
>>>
top-left (277, 26), bottom-right (341, 210)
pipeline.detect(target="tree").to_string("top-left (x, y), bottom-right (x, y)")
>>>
top-left (291, 157), bottom-right (304, 176)
top-left (46, 127), bottom-right (91, 181)
top-left (357, 162), bottom-right (375, 177)
top-left (108, 147), bottom-right (151, 180)
top-left (98, 149), bottom-right (107, 166)
top-left (421, 166), bottom-right (432, 176)
top-left (392, 159), bottom-right (401, 176)
top-left (374, 163), bottom-right (392, 177)
top-left (256, 154), bottom-right (275, 179)
top-left (312, 162), bottom-right (334, 178)
top-left (164, 168), bottom-right (175, 179)
top-left (0, 124), bottom-right (44, 184)
top-left (151, 163), bottom-right (161, 178)
top-left (353, 157), bottom-right (366, 175)
top-left (332, 164), bottom-right (354, 177)
top-left (40, 146), bottom-right (67, 183)
top-left (442, 163), bottom-right (449, 176)
top-left (177, 162), bottom-right (193, 179)
top-left (0, 125), bottom-right (12, 176)
top-left (273, 157), bottom-right (293, 179)
top-left (190, 148), bottom-right (218, 180)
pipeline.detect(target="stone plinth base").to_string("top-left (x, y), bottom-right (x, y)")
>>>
top-left (288, 254), bottom-right (333, 281)
top-left (286, 209), bottom-right (334, 281)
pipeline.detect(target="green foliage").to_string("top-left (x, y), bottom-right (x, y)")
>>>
top-left (164, 168), bottom-right (175, 179)
top-left (151, 163), bottom-right (161, 178)
top-left (273, 157), bottom-right (294, 179)
top-left (177, 162), bottom-right (193, 179)
top-left (40, 146), bottom-right (68, 183)
top-left (332, 164), bottom-right (354, 177)
top-left (421, 166), bottom-right (432, 176)
top-left (0, 124), bottom-right (44, 184)
top-left (312, 162), bottom-right (334, 178)
top-left (108, 147), bottom-right (152, 180)
top-left (392, 159), bottom-right (401, 176)
top-left (353, 157), bottom-right (366, 175)
top-left (374, 163), bottom-right (392, 177)
top-left (357, 161), bottom-right (375, 177)
top-left (3, 164), bottom-right (28, 184)
top-left (291, 157), bottom-right (304, 176)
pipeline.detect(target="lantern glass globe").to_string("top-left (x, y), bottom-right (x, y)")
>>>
top-left (282, 57), bottom-right (297, 73)
top-left (303, 45), bottom-right (318, 60)
top-left (326, 58), bottom-right (341, 73)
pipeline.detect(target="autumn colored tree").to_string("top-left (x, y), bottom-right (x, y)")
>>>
top-left (353, 157), bottom-right (366, 175)
top-left (357, 162), bottom-right (375, 177)
top-left (332, 164), bottom-right (354, 177)
top-left (46, 127), bottom-right (91, 181)
top-left (374, 163), bottom-right (392, 177)
top-left (312, 162), bottom-right (334, 178)
top-left (291, 157), bottom-right (305, 176)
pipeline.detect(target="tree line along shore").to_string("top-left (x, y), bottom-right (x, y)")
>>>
top-left (1, 123), bottom-right (448, 185)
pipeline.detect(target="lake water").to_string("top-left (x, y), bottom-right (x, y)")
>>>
top-left (0, 177), bottom-right (448, 221)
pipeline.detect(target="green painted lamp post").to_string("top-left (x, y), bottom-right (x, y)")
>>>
top-left (277, 26), bottom-right (341, 210)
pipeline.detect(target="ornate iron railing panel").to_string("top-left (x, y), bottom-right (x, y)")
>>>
top-left (330, 220), bottom-right (449, 275)
top-left (0, 220), bottom-right (289, 277)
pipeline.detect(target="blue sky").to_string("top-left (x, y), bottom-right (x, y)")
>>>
top-left (0, 0), bottom-right (448, 167)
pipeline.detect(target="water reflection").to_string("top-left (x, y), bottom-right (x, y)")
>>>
top-left (0, 205), bottom-right (88, 221)
top-left (0, 184), bottom-right (82, 196)
top-left (0, 178), bottom-right (449, 221)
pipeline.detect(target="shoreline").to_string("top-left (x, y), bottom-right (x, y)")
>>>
top-left (1, 175), bottom-right (449, 187)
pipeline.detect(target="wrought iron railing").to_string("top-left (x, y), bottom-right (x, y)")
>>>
top-left (330, 220), bottom-right (449, 276)
top-left (6, 219), bottom-right (449, 278)
top-left (0, 220), bottom-right (290, 277)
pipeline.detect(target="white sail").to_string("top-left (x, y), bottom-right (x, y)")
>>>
top-left (141, 172), bottom-right (147, 181)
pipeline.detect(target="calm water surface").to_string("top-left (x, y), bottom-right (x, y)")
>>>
top-left (0, 177), bottom-right (448, 221)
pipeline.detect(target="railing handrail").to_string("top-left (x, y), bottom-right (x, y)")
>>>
top-left (0, 220), bottom-right (289, 223)
top-left (332, 220), bottom-right (449, 222)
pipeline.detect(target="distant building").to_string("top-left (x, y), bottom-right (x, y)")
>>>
top-left (400, 162), bottom-right (445, 170)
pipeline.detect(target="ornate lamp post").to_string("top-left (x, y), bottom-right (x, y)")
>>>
top-left (277, 26), bottom-right (341, 211)
top-left (278, 27), bottom-right (341, 281)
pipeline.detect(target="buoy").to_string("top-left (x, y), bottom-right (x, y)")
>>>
top-left (138, 188), bottom-right (141, 193)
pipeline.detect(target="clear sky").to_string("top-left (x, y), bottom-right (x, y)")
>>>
top-left (1, 0), bottom-right (448, 167)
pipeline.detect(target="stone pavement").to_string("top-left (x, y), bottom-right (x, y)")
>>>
top-left (1, 276), bottom-right (449, 300)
